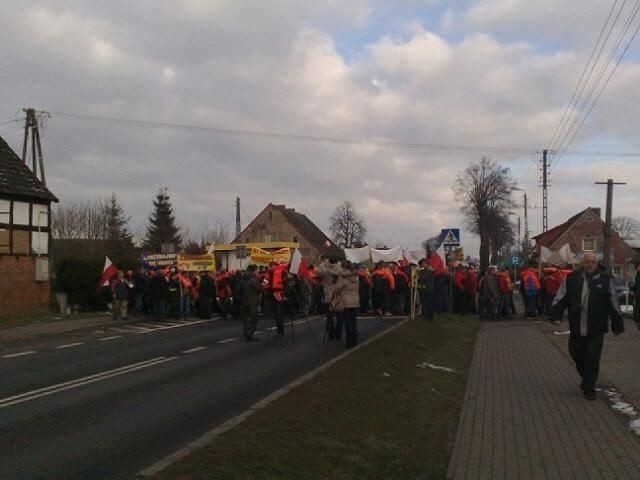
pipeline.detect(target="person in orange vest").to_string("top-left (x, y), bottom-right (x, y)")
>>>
top-left (393, 263), bottom-right (410, 314)
top-left (271, 261), bottom-right (289, 338)
top-left (520, 265), bottom-right (541, 318)
top-left (497, 267), bottom-right (515, 319)
top-left (358, 266), bottom-right (373, 314)
top-left (372, 263), bottom-right (395, 316)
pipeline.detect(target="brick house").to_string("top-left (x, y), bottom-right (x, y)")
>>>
top-left (533, 207), bottom-right (636, 277)
top-left (233, 203), bottom-right (342, 262)
top-left (0, 136), bottom-right (58, 315)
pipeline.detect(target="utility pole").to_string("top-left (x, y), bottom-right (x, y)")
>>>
top-left (21, 108), bottom-right (49, 185)
top-left (542, 149), bottom-right (549, 232)
top-left (235, 197), bottom-right (241, 239)
top-left (523, 192), bottom-right (529, 262)
top-left (595, 179), bottom-right (626, 271)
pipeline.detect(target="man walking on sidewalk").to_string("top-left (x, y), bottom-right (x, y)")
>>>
top-left (550, 252), bottom-right (624, 400)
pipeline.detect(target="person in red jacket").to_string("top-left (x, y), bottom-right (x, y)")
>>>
top-left (271, 261), bottom-right (289, 337)
top-left (542, 267), bottom-right (564, 314)
top-left (427, 250), bottom-right (448, 313)
top-left (453, 265), bottom-right (467, 314)
top-left (393, 264), bottom-right (410, 314)
top-left (463, 266), bottom-right (478, 315)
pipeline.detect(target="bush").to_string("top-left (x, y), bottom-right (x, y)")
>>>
top-left (54, 257), bottom-right (109, 310)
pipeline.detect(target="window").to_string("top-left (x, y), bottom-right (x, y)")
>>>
top-left (32, 204), bottom-right (48, 227)
top-left (582, 238), bottom-right (596, 251)
top-left (293, 236), bottom-right (298, 243)
top-left (12, 201), bottom-right (30, 225)
top-left (612, 266), bottom-right (622, 278)
top-left (0, 199), bottom-right (9, 224)
top-left (264, 234), bottom-right (272, 242)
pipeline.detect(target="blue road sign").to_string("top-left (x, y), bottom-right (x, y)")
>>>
top-left (511, 256), bottom-right (520, 266)
top-left (440, 228), bottom-right (461, 246)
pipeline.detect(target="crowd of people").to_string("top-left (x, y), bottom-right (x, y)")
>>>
top-left (108, 250), bottom-right (596, 349)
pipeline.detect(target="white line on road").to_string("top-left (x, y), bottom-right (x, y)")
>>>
top-left (181, 346), bottom-right (208, 354)
top-left (55, 342), bottom-right (84, 349)
top-left (0, 356), bottom-right (178, 409)
top-left (1, 351), bottom-right (37, 359)
top-left (136, 318), bottom-right (217, 334)
top-left (217, 338), bottom-right (237, 344)
top-left (98, 335), bottom-right (123, 341)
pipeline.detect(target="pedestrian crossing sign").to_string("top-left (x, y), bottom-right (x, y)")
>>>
top-left (440, 228), bottom-right (461, 246)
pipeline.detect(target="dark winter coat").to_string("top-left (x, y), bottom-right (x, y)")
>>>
top-left (241, 274), bottom-right (264, 307)
top-left (551, 268), bottom-right (624, 336)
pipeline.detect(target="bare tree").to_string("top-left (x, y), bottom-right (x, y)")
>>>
top-left (453, 157), bottom-right (516, 272)
top-left (488, 210), bottom-right (516, 265)
top-left (201, 221), bottom-right (230, 245)
top-left (612, 216), bottom-right (640, 239)
top-left (329, 201), bottom-right (367, 248)
top-left (52, 199), bottom-right (110, 240)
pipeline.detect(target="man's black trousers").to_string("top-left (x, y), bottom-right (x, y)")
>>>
top-left (568, 334), bottom-right (604, 395)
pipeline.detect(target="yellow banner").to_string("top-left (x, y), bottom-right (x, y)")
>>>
top-left (177, 254), bottom-right (217, 272)
top-left (250, 247), bottom-right (291, 266)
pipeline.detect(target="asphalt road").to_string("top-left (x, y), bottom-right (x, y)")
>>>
top-left (0, 313), bottom-right (402, 479)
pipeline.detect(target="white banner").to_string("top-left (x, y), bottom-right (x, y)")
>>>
top-left (344, 246), bottom-right (371, 264)
top-left (371, 245), bottom-right (403, 263)
top-left (540, 244), bottom-right (576, 266)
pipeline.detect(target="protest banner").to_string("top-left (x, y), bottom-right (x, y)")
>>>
top-left (141, 253), bottom-right (178, 270)
top-left (250, 247), bottom-right (291, 266)
top-left (177, 254), bottom-right (217, 272)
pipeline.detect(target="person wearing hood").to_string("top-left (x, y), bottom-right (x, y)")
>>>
top-left (317, 256), bottom-right (343, 340)
top-left (550, 252), bottom-right (624, 400)
top-left (333, 261), bottom-right (360, 348)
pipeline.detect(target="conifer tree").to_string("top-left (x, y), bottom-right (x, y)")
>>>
top-left (105, 193), bottom-right (134, 264)
top-left (142, 187), bottom-right (182, 252)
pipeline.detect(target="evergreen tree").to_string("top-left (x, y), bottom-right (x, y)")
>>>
top-left (105, 193), bottom-right (134, 265)
top-left (142, 187), bottom-right (182, 252)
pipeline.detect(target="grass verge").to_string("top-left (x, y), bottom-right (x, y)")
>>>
top-left (152, 314), bottom-right (479, 480)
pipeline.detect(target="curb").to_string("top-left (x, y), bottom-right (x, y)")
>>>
top-left (137, 316), bottom-right (410, 478)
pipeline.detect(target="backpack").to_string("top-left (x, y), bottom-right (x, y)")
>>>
top-left (523, 274), bottom-right (538, 297)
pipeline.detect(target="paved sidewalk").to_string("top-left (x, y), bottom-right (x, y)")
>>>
top-left (447, 321), bottom-right (640, 479)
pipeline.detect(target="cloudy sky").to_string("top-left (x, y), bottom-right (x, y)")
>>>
top-left (1, 0), bottom-right (639, 254)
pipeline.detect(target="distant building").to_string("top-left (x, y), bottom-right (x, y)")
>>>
top-left (533, 207), bottom-right (636, 277)
top-left (0, 136), bottom-right (58, 314)
top-left (231, 203), bottom-right (342, 263)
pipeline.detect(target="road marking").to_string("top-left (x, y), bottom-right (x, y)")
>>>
top-left (108, 327), bottom-right (132, 333)
top-left (2, 351), bottom-right (37, 359)
top-left (99, 335), bottom-right (123, 341)
top-left (55, 342), bottom-right (84, 349)
top-left (217, 338), bottom-right (236, 344)
top-left (123, 326), bottom-right (154, 332)
top-left (182, 346), bottom-right (208, 354)
top-left (136, 318), bottom-right (217, 334)
top-left (0, 356), bottom-right (178, 409)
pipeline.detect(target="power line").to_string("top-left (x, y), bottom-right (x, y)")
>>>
top-left (49, 110), bottom-right (640, 159)
top-left (547, 0), bottom-right (622, 151)
top-left (552, 1), bottom-right (640, 171)
top-left (553, 0), bottom-right (639, 166)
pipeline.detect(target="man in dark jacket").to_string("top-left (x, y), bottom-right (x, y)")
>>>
top-left (241, 265), bottom-right (264, 341)
top-left (198, 272), bottom-right (215, 319)
top-left (550, 252), bottom-right (624, 400)
top-left (148, 270), bottom-right (169, 321)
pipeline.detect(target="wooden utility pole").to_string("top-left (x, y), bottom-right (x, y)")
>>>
top-left (542, 149), bottom-right (549, 232)
top-left (235, 197), bottom-right (241, 239)
top-left (595, 179), bottom-right (626, 270)
top-left (21, 108), bottom-right (48, 185)
top-left (523, 191), bottom-right (529, 262)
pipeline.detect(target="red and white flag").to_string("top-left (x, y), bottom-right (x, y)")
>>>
top-left (289, 248), bottom-right (309, 278)
top-left (97, 256), bottom-right (118, 290)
